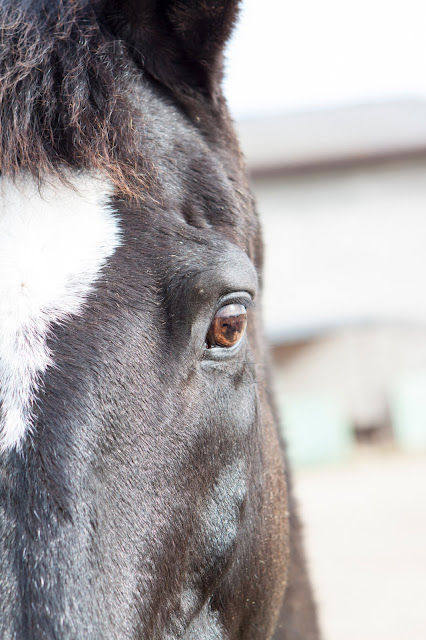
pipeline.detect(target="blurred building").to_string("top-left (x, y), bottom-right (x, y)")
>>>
top-left (237, 100), bottom-right (426, 465)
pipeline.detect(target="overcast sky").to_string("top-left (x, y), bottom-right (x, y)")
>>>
top-left (224, 0), bottom-right (426, 118)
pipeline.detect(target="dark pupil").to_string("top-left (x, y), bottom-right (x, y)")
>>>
top-left (206, 303), bottom-right (247, 348)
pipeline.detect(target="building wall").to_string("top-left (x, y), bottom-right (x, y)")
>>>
top-left (249, 157), bottom-right (426, 463)
top-left (252, 157), bottom-right (426, 341)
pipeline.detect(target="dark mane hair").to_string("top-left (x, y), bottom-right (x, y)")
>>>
top-left (0, 0), bottom-right (147, 197)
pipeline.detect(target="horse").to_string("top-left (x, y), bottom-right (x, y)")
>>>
top-left (0, 1), bottom-right (320, 638)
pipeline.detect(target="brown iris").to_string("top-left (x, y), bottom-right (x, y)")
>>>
top-left (206, 303), bottom-right (247, 349)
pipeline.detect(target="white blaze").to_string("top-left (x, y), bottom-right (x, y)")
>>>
top-left (0, 174), bottom-right (121, 452)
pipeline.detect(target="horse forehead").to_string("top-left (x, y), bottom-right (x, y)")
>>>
top-left (0, 173), bottom-right (121, 452)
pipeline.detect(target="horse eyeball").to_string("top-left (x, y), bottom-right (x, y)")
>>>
top-left (206, 304), bottom-right (247, 349)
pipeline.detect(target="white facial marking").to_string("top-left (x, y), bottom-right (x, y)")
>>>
top-left (0, 174), bottom-right (121, 452)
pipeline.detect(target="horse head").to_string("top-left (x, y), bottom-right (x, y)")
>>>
top-left (0, 2), bottom-right (319, 638)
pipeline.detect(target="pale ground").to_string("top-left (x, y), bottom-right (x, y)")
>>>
top-left (294, 449), bottom-right (426, 640)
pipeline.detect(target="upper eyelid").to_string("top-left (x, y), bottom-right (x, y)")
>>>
top-left (212, 293), bottom-right (255, 315)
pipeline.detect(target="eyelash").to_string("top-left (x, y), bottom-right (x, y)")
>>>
top-left (212, 294), bottom-right (255, 316)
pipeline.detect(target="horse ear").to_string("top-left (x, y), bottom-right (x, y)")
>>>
top-left (100, 0), bottom-right (241, 95)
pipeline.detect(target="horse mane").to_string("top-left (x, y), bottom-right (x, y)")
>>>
top-left (0, 0), bottom-right (149, 199)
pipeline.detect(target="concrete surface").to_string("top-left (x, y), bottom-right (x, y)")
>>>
top-left (294, 450), bottom-right (426, 640)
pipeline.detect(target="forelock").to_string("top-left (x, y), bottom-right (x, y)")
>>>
top-left (0, 0), bottom-right (152, 200)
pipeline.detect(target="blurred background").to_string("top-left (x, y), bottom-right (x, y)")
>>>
top-left (224, 1), bottom-right (426, 639)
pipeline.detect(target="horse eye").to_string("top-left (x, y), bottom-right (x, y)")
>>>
top-left (206, 303), bottom-right (247, 349)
